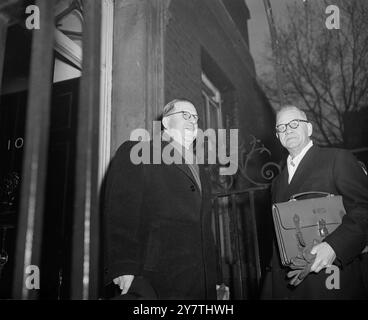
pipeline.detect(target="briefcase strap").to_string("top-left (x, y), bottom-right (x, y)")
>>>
top-left (290, 191), bottom-right (333, 201)
top-left (293, 214), bottom-right (306, 249)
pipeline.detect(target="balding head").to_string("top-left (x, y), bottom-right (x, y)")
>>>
top-left (161, 99), bottom-right (198, 149)
top-left (162, 99), bottom-right (195, 117)
top-left (276, 105), bottom-right (307, 123)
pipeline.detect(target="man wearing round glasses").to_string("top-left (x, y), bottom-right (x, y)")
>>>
top-left (263, 105), bottom-right (368, 299)
top-left (162, 99), bottom-right (199, 151)
top-left (275, 109), bottom-right (313, 160)
top-left (103, 99), bottom-right (219, 300)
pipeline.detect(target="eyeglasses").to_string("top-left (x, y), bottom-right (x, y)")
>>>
top-left (165, 111), bottom-right (199, 123)
top-left (275, 119), bottom-right (309, 133)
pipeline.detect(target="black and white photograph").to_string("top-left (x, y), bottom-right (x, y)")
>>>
top-left (0, 0), bottom-right (367, 308)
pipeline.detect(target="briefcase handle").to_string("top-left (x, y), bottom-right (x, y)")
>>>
top-left (289, 191), bottom-right (334, 201)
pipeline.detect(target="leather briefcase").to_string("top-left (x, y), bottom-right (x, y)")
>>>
top-left (272, 191), bottom-right (346, 266)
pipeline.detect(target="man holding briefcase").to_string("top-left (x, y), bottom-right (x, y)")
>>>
top-left (262, 105), bottom-right (368, 299)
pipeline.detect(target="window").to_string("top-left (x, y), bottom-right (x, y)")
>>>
top-left (201, 72), bottom-right (223, 129)
top-left (54, 0), bottom-right (83, 82)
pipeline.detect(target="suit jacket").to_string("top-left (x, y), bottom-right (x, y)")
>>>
top-left (102, 140), bottom-right (218, 299)
top-left (266, 145), bottom-right (368, 299)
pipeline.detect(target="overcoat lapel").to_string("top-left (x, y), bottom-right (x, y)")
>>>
top-left (198, 165), bottom-right (211, 197)
top-left (286, 145), bottom-right (317, 193)
top-left (273, 166), bottom-right (289, 203)
top-left (174, 163), bottom-right (201, 194)
top-left (274, 145), bottom-right (318, 202)
top-left (160, 140), bottom-right (202, 195)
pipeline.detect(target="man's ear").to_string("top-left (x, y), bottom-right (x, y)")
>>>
top-left (275, 132), bottom-right (279, 139)
top-left (307, 122), bottom-right (313, 137)
top-left (162, 117), bottom-right (168, 130)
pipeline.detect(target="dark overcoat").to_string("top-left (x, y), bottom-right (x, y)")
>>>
top-left (102, 140), bottom-right (218, 299)
top-left (263, 145), bottom-right (368, 299)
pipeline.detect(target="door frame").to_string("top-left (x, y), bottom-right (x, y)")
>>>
top-left (98, 0), bottom-right (114, 189)
top-left (53, 0), bottom-right (113, 187)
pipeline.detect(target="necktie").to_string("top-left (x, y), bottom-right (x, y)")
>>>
top-left (288, 159), bottom-right (296, 184)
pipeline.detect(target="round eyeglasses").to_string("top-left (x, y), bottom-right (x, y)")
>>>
top-left (164, 111), bottom-right (199, 123)
top-left (276, 119), bottom-right (308, 133)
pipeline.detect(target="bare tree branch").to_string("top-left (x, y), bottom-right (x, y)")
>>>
top-left (259, 0), bottom-right (368, 146)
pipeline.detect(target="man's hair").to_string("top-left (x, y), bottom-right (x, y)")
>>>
top-left (162, 98), bottom-right (195, 117)
top-left (277, 105), bottom-right (308, 121)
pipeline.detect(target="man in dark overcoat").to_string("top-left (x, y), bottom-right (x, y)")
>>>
top-left (262, 105), bottom-right (368, 299)
top-left (102, 99), bottom-right (218, 299)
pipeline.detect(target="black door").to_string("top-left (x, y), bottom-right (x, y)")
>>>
top-left (0, 91), bottom-right (26, 298)
top-left (0, 78), bottom-right (79, 299)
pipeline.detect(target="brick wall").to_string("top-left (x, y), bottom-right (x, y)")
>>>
top-left (164, 0), bottom-right (202, 111)
top-left (164, 0), bottom-right (280, 156)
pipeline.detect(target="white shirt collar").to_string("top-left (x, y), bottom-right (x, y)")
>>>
top-left (287, 140), bottom-right (313, 168)
top-left (287, 141), bottom-right (313, 184)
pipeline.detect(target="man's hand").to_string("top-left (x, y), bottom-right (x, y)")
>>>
top-left (310, 242), bottom-right (336, 273)
top-left (216, 283), bottom-right (230, 300)
top-left (287, 239), bottom-right (318, 286)
top-left (113, 275), bottom-right (135, 295)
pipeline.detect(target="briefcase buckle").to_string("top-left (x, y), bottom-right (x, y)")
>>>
top-left (318, 219), bottom-right (329, 238)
